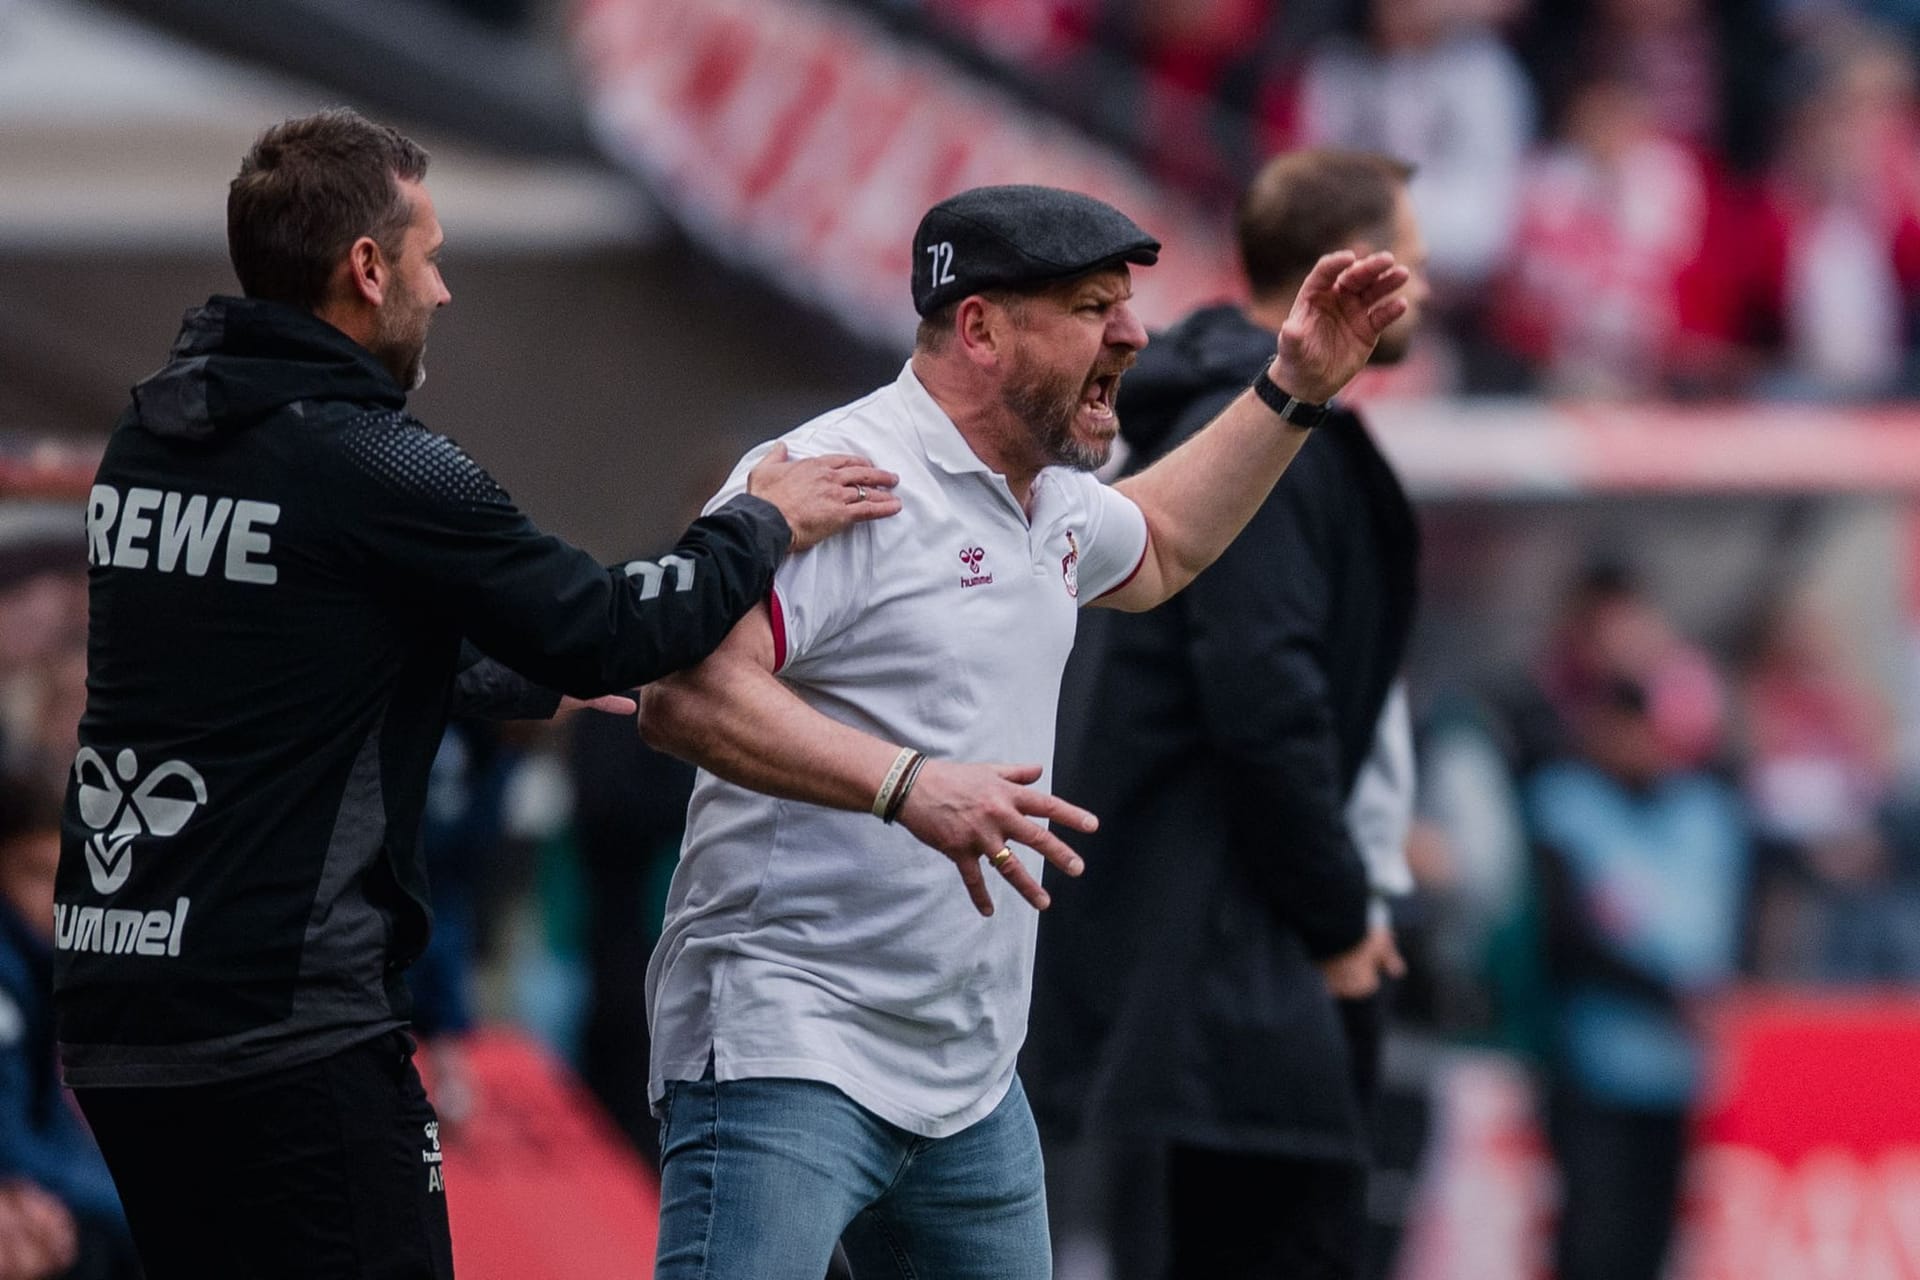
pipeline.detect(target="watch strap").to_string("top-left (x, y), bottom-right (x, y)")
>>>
top-left (1252, 357), bottom-right (1330, 428)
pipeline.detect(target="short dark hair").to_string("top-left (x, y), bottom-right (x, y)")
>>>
top-left (914, 288), bottom-right (1032, 353)
top-left (227, 108), bottom-right (430, 310)
top-left (1236, 149), bottom-right (1413, 300)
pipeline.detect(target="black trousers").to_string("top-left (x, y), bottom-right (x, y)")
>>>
top-left (74, 1030), bottom-right (454, 1280)
top-left (1163, 993), bottom-right (1386, 1280)
top-left (1166, 1146), bottom-right (1368, 1280)
top-left (1548, 1092), bottom-right (1688, 1280)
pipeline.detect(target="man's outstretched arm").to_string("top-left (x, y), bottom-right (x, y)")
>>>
top-left (1101, 250), bottom-right (1407, 612)
top-left (341, 424), bottom-right (899, 697)
top-left (639, 604), bottom-right (1095, 916)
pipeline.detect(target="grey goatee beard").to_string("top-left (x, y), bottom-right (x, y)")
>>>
top-left (1001, 364), bottom-right (1113, 473)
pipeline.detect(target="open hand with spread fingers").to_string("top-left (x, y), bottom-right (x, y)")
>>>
top-left (1269, 250), bottom-right (1411, 406)
top-left (747, 443), bottom-right (903, 552)
top-left (894, 761), bottom-right (1096, 916)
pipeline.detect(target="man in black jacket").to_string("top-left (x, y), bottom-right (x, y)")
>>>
top-left (53, 108), bottom-right (898, 1280)
top-left (1026, 150), bottom-right (1429, 1279)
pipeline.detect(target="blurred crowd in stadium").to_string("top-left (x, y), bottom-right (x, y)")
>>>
top-left (864, 0), bottom-right (1920, 402)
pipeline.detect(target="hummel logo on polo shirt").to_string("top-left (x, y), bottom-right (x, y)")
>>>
top-left (959, 545), bottom-right (992, 588)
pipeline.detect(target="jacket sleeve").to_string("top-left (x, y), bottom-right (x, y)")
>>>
top-left (450, 641), bottom-right (564, 720)
top-left (1174, 422), bottom-right (1372, 959)
top-left (334, 418), bottom-right (789, 697)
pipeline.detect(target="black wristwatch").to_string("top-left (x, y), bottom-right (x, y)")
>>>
top-left (1252, 357), bottom-right (1331, 429)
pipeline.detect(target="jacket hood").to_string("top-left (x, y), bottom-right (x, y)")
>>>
top-left (128, 295), bottom-right (406, 441)
top-left (1117, 304), bottom-right (1274, 460)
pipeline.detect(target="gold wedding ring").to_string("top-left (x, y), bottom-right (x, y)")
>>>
top-left (990, 846), bottom-right (1014, 869)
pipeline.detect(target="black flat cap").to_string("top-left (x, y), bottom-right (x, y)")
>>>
top-left (911, 185), bottom-right (1161, 317)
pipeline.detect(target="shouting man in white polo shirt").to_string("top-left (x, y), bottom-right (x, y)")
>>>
top-left (639, 184), bottom-right (1410, 1279)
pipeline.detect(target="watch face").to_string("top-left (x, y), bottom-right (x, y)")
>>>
top-left (1253, 359), bottom-right (1323, 426)
top-left (1280, 397), bottom-right (1326, 428)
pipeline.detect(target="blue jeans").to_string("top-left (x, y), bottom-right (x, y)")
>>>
top-left (653, 1073), bottom-right (1050, 1279)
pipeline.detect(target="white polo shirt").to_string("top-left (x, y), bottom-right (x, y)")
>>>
top-left (645, 361), bottom-right (1149, 1138)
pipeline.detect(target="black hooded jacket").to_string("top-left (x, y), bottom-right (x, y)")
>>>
top-left (54, 297), bottom-right (789, 1087)
top-left (1025, 304), bottom-right (1418, 1159)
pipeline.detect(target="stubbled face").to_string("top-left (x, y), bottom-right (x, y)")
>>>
top-left (1366, 187), bottom-right (1429, 366)
top-left (997, 267), bottom-right (1149, 471)
top-left (370, 178), bottom-right (451, 392)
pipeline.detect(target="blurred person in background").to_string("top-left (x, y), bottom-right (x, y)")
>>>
top-left (638, 183), bottom-right (1409, 1279)
top-left (1514, 561), bottom-right (1725, 773)
top-left (53, 106), bottom-right (898, 1280)
top-left (0, 544), bottom-right (86, 793)
top-left (567, 701), bottom-right (694, 1164)
top-left (1408, 693), bottom-right (1539, 1055)
top-left (406, 719), bottom-right (522, 1130)
top-left (1293, 0), bottom-right (1533, 299)
top-left (1523, 573), bottom-right (1748, 1280)
top-left (1113, 0), bottom-right (1286, 198)
top-left (1491, 68), bottom-right (1750, 396)
top-left (1025, 149), bottom-right (1427, 1280)
top-left (914, 0), bottom-right (1352, 200)
top-left (1735, 594), bottom-right (1920, 978)
top-left (1518, 0), bottom-right (1737, 154)
top-left (1752, 19), bottom-right (1920, 397)
top-left (1575, 0), bottom-right (1726, 148)
top-left (1539, 0), bottom-right (1784, 175)
top-left (0, 774), bottom-right (135, 1280)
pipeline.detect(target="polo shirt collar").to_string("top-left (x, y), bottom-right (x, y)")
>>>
top-left (896, 362), bottom-right (993, 477)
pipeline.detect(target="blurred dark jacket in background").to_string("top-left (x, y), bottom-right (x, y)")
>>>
top-left (1026, 303), bottom-right (1418, 1161)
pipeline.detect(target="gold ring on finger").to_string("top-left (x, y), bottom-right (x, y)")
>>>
top-left (990, 846), bottom-right (1014, 869)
